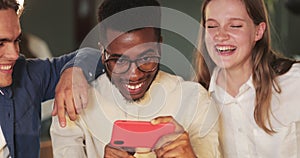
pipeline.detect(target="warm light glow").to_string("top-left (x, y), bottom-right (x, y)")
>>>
top-left (16, 0), bottom-right (24, 16)
top-left (17, 0), bottom-right (24, 6)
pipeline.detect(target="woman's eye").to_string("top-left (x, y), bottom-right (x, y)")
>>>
top-left (231, 25), bottom-right (242, 28)
top-left (207, 25), bottom-right (217, 29)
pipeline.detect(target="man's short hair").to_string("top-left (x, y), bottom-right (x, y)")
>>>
top-left (0, 0), bottom-right (19, 13)
top-left (97, 0), bottom-right (161, 44)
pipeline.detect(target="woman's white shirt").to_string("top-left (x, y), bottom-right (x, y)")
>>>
top-left (209, 63), bottom-right (300, 158)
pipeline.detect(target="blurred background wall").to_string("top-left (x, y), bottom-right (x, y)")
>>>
top-left (20, 0), bottom-right (300, 58)
top-left (18, 0), bottom-right (300, 157)
top-left (20, 0), bottom-right (75, 56)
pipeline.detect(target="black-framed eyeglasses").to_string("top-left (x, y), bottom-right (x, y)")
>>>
top-left (103, 49), bottom-right (160, 74)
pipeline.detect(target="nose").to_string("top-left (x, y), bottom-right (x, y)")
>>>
top-left (214, 28), bottom-right (229, 41)
top-left (4, 43), bottom-right (19, 60)
top-left (127, 62), bottom-right (143, 81)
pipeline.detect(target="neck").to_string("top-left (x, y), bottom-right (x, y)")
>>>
top-left (217, 67), bottom-right (252, 97)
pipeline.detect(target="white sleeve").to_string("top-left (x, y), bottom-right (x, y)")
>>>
top-left (50, 116), bottom-right (87, 158)
top-left (189, 87), bottom-right (222, 158)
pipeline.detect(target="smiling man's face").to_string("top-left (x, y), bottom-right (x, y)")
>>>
top-left (0, 9), bottom-right (21, 87)
top-left (103, 28), bottom-right (160, 101)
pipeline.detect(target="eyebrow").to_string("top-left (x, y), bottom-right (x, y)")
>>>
top-left (138, 48), bottom-right (159, 57)
top-left (106, 48), bottom-right (159, 58)
top-left (0, 33), bottom-right (22, 43)
top-left (206, 17), bottom-right (246, 22)
top-left (0, 38), bottom-right (11, 43)
top-left (229, 17), bottom-right (246, 22)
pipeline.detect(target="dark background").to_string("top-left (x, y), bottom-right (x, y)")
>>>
top-left (18, 0), bottom-right (300, 157)
top-left (20, 0), bottom-right (300, 58)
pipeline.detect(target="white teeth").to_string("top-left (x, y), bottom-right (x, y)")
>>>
top-left (0, 65), bottom-right (12, 70)
top-left (126, 83), bottom-right (143, 90)
top-left (216, 46), bottom-right (236, 52)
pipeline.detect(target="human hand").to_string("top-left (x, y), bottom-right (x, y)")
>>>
top-left (151, 116), bottom-right (196, 158)
top-left (104, 145), bottom-right (135, 158)
top-left (51, 67), bottom-right (89, 127)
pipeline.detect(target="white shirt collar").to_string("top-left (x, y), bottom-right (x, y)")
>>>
top-left (209, 67), bottom-right (255, 104)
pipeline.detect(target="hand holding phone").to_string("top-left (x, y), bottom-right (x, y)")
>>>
top-left (110, 120), bottom-right (175, 151)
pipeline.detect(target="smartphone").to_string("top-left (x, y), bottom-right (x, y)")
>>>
top-left (110, 120), bottom-right (175, 150)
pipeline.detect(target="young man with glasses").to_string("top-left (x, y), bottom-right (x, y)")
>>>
top-left (50, 0), bottom-right (221, 157)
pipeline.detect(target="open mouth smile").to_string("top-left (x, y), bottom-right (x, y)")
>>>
top-left (215, 46), bottom-right (237, 52)
top-left (215, 45), bottom-right (237, 56)
top-left (125, 82), bottom-right (143, 90)
top-left (0, 65), bottom-right (13, 70)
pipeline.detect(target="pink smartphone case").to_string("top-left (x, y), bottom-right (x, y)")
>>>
top-left (110, 120), bottom-right (175, 149)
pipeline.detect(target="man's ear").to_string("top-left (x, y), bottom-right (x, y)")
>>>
top-left (98, 42), bottom-right (105, 64)
top-left (101, 53), bottom-right (105, 64)
top-left (255, 22), bottom-right (266, 41)
top-left (158, 36), bottom-right (163, 55)
top-left (159, 36), bottom-right (163, 43)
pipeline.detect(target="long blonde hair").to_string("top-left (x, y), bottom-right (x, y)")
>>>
top-left (195, 0), bottom-right (298, 134)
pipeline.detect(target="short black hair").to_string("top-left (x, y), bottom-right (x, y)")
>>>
top-left (97, 0), bottom-right (161, 44)
top-left (0, 0), bottom-right (19, 13)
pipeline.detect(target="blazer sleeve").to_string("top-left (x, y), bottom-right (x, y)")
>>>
top-left (61, 47), bottom-right (105, 83)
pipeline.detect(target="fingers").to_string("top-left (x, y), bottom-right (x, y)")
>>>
top-left (64, 92), bottom-right (77, 121)
top-left (151, 116), bottom-right (184, 148)
top-left (155, 132), bottom-right (196, 158)
top-left (53, 96), bottom-right (66, 127)
top-left (80, 90), bottom-right (88, 109)
top-left (52, 92), bottom-right (79, 127)
top-left (154, 132), bottom-right (182, 149)
top-left (156, 146), bottom-right (183, 158)
top-left (73, 93), bottom-right (83, 114)
top-left (54, 78), bottom-right (75, 127)
top-left (51, 101), bottom-right (58, 116)
top-left (151, 117), bottom-right (195, 158)
top-left (151, 116), bottom-right (173, 124)
top-left (158, 132), bottom-right (189, 152)
top-left (68, 67), bottom-right (89, 113)
top-left (151, 116), bottom-right (184, 133)
top-left (53, 67), bottom-right (90, 127)
top-left (73, 88), bottom-right (89, 113)
top-left (104, 145), bottom-right (135, 158)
